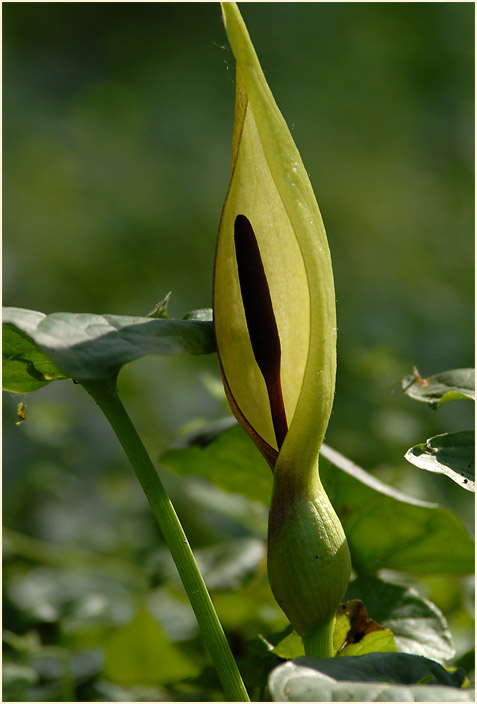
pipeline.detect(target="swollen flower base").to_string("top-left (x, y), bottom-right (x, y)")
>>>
top-left (268, 462), bottom-right (351, 654)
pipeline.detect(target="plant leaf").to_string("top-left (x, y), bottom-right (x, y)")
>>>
top-left (3, 318), bottom-right (67, 393)
top-left (338, 629), bottom-right (397, 657)
top-left (163, 423), bottom-right (474, 576)
top-left (162, 420), bottom-right (273, 506)
top-left (146, 291), bottom-right (171, 319)
top-left (345, 576), bottom-right (455, 663)
top-left (272, 577), bottom-right (453, 664)
top-left (334, 599), bottom-right (397, 656)
top-left (2, 307), bottom-right (215, 390)
top-left (320, 443), bottom-right (474, 576)
top-left (191, 537), bottom-right (265, 591)
top-left (272, 600), bottom-right (396, 660)
top-left (104, 604), bottom-right (196, 685)
top-left (268, 656), bottom-right (472, 702)
top-left (405, 431), bottom-right (475, 492)
top-left (402, 368), bottom-right (475, 408)
top-left (271, 630), bottom-right (305, 660)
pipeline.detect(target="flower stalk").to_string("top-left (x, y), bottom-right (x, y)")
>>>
top-left (215, 2), bottom-right (351, 657)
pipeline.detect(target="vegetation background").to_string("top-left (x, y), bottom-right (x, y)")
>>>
top-left (3, 3), bottom-right (474, 701)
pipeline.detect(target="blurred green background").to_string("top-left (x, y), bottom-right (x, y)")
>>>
top-left (3, 3), bottom-right (474, 701)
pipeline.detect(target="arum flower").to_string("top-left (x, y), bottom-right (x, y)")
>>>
top-left (214, 2), bottom-right (350, 657)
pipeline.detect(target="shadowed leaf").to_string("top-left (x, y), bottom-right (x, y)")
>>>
top-left (2, 306), bottom-right (215, 391)
top-left (163, 422), bottom-right (474, 575)
top-left (269, 655), bottom-right (472, 702)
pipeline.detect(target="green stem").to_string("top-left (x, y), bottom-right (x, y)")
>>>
top-left (302, 617), bottom-right (335, 659)
top-left (81, 376), bottom-right (249, 703)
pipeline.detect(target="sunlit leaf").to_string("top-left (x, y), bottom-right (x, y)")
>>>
top-left (320, 443), bottom-right (474, 575)
top-left (402, 368), bottom-right (475, 408)
top-left (338, 629), bottom-right (397, 657)
top-left (272, 577), bottom-right (454, 664)
top-left (271, 630), bottom-right (305, 660)
top-left (405, 431), bottom-right (475, 492)
top-left (345, 576), bottom-right (455, 663)
top-left (272, 602), bottom-right (396, 660)
top-left (334, 599), bottom-right (397, 656)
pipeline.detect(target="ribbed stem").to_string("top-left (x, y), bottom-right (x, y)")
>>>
top-left (302, 617), bottom-right (335, 658)
top-left (81, 376), bottom-right (249, 703)
top-left (267, 457), bottom-right (351, 643)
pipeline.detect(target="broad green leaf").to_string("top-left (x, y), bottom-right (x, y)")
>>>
top-left (215, 3), bottom-right (336, 472)
top-left (2, 306), bottom-right (214, 390)
top-left (181, 308), bottom-right (214, 322)
top-left (3, 318), bottom-right (67, 392)
top-left (333, 608), bottom-right (351, 655)
top-left (269, 657), bottom-right (473, 702)
top-left (286, 653), bottom-right (465, 686)
top-left (163, 423), bottom-right (474, 576)
top-left (2, 663), bottom-right (39, 702)
top-left (162, 420), bottom-right (273, 506)
top-left (3, 527), bottom-right (147, 589)
top-left (345, 577), bottom-right (454, 663)
top-left (333, 599), bottom-right (397, 656)
top-left (7, 565), bottom-right (135, 629)
top-left (192, 537), bottom-right (266, 591)
top-left (402, 368), bottom-right (475, 408)
top-left (340, 629), bottom-right (396, 657)
top-left (104, 604), bottom-right (196, 685)
top-left (272, 580), bottom-right (452, 662)
top-left (405, 431), bottom-right (475, 492)
top-left (272, 614), bottom-right (396, 660)
top-left (320, 443), bottom-right (474, 576)
top-left (271, 630), bottom-right (305, 660)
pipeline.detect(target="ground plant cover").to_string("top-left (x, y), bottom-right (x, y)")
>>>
top-left (3, 3), bottom-right (474, 702)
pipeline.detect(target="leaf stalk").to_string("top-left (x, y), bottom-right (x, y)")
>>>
top-left (81, 376), bottom-right (250, 703)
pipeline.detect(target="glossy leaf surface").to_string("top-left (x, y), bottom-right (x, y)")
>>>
top-left (345, 576), bottom-right (454, 663)
top-left (405, 431), bottom-right (475, 492)
top-left (320, 443), bottom-right (474, 575)
top-left (402, 368), bottom-right (475, 408)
